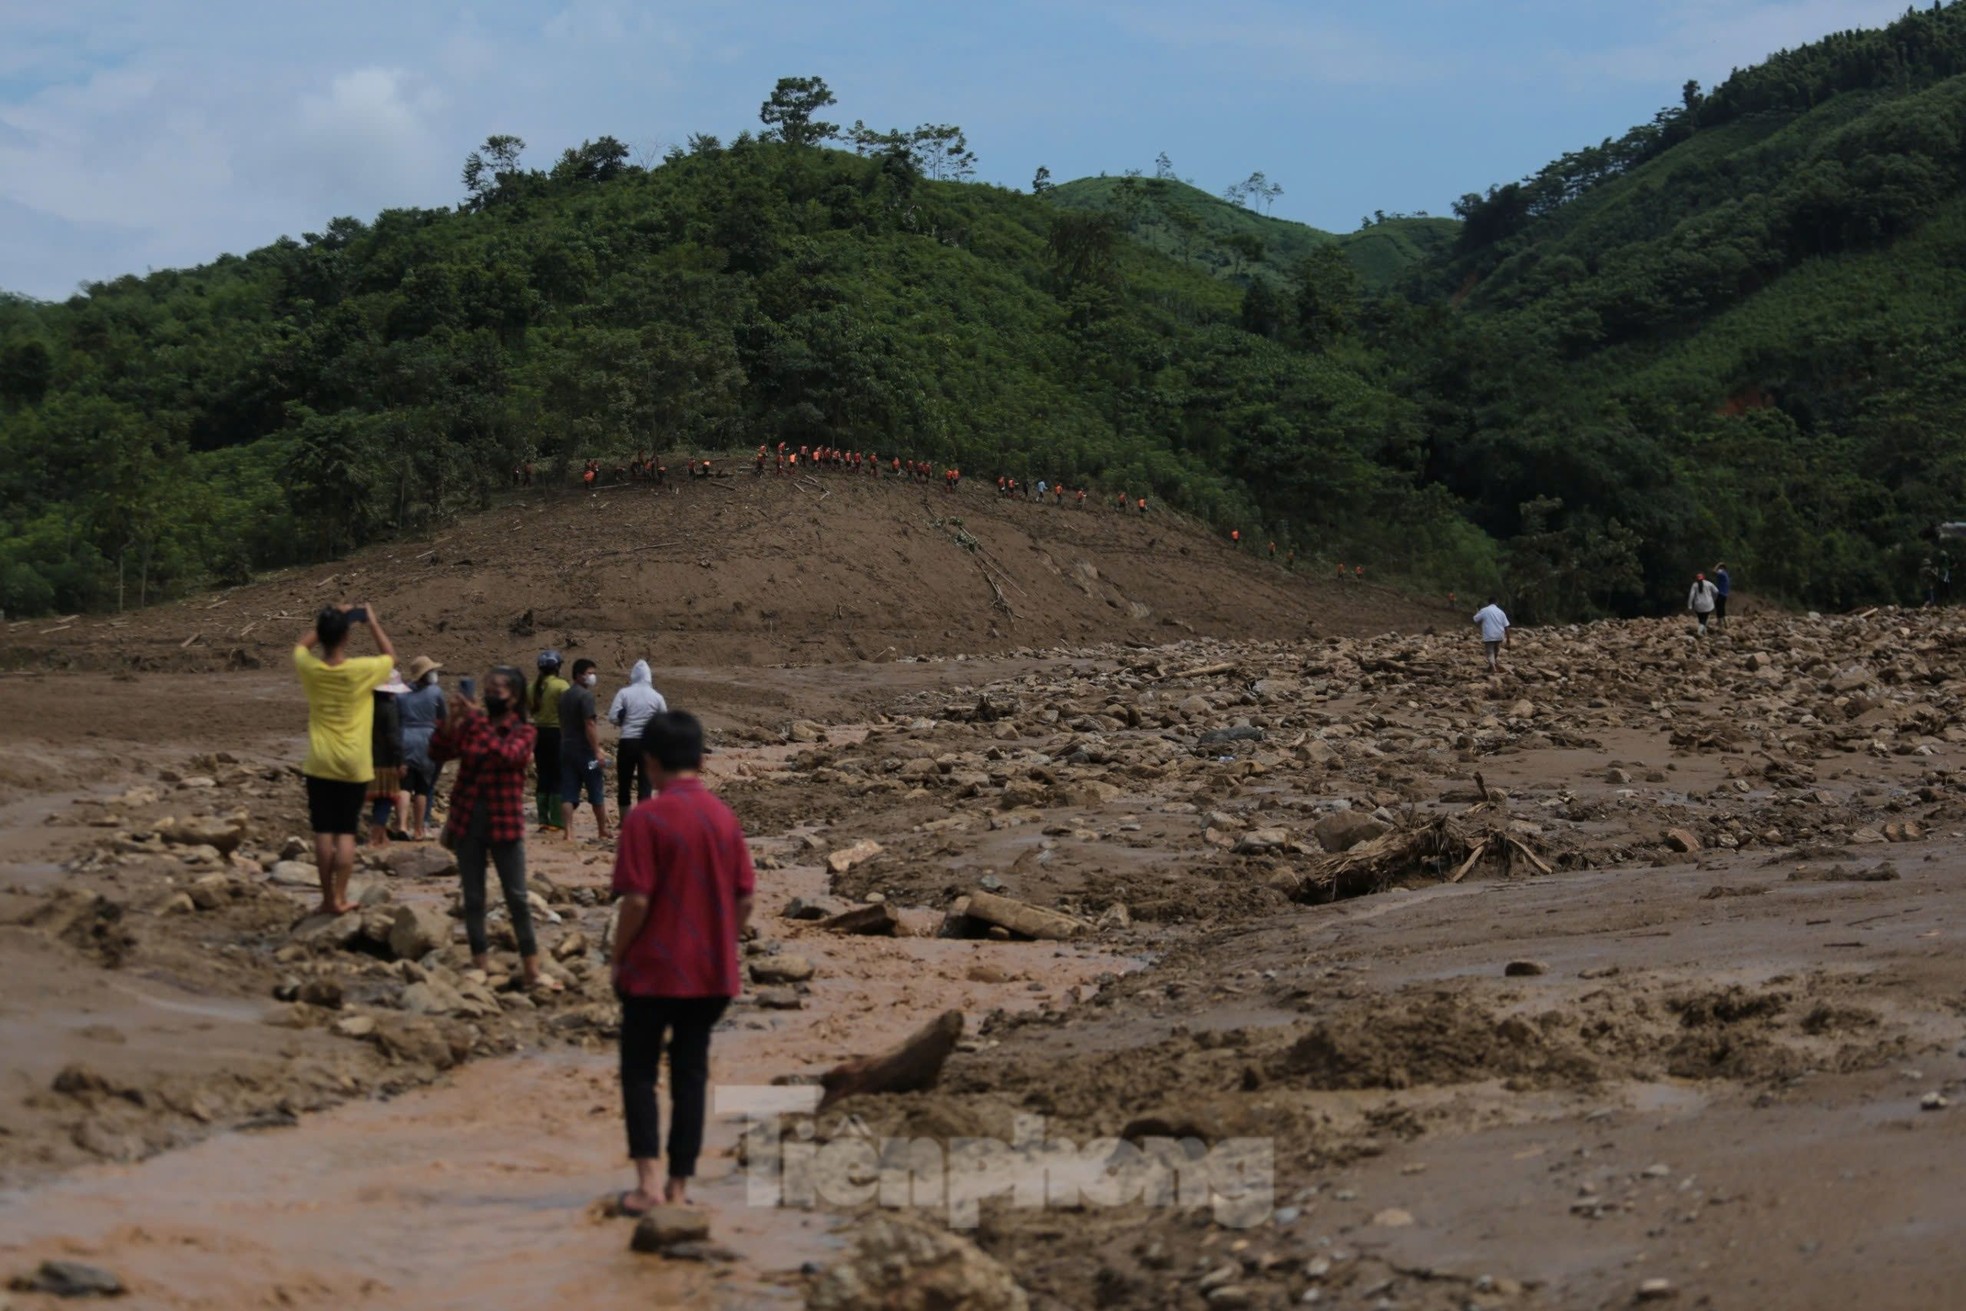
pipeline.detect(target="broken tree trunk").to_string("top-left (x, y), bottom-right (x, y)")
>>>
top-left (817, 1009), bottom-right (964, 1111)
top-left (962, 890), bottom-right (1087, 940)
top-left (818, 902), bottom-right (900, 936)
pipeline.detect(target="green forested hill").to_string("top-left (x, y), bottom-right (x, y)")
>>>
top-left (1047, 175), bottom-right (1457, 290)
top-left (9, 2), bottom-right (1966, 623)
top-left (1410, 2), bottom-right (1966, 614)
top-left (0, 127), bottom-right (1487, 616)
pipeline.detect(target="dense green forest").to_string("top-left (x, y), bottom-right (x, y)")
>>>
top-left (1045, 174), bottom-right (1457, 290)
top-left (7, 3), bottom-right (1966, 619)
top-left (0, 87), bottom-right (1488, 618)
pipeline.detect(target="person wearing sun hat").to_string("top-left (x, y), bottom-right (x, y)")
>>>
top-left (367, 665), bottom-right (414, 846)
top-left (398, 655), bottom-right (448, 841)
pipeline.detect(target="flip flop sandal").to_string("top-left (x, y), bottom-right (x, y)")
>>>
top-left (615, 1191), bottom-right (651, 1218)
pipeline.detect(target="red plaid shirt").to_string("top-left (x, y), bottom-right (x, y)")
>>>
top-left (430, 709), bottom-right (536, 844)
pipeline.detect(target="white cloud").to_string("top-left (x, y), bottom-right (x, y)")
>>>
top-left (1560, 0), bottom-right (1914, 87)
top-left (292, 67), bottom-right (447, 208)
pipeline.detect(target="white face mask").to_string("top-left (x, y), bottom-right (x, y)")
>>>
top-left (583, 672), bottom-right (599, 688)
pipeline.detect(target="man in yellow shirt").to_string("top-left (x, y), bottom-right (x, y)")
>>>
top-left (530, 650), bottom-right (570, 833)
top-left (294, 603), bottom-right (396, 915)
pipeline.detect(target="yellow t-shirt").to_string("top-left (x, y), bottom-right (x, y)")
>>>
top-left (294, 647), bottom-right (395, 782)
top-left (533, 674), bottom-right (570, 728)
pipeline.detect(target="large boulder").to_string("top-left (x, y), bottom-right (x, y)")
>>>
top-left (1312, 812), bottom-right (1390, 854)
top-left (161, 815), bottom-right (245, 856)
top-left (807, 1212), bottom-right (1028, 1311)
top-left (387, 905), bottom-right (453, 961)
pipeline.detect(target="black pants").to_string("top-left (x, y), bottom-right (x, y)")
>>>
top-left (616, 736), bottom-right (653, 813)
top-left (619, 995), bottom-right (728, 1176)
top-left (457, 835), bottom-right (534, 957)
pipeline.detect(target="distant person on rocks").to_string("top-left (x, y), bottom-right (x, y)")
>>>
top-left (1688, 572), bottom-right (1719, 636)
top-left (610, 659), bottom-right (669, 813)
top-left (430, 665), bottom-right (556, 992)
top-left (531, 651), bottom-right (569, 834)
top-left (294, 604), bottom-right (396, 915)
top-left (1472, 598), bottom-right (1510, 673)
top-left (609, 711), bottom-right (755, 1214)
top-left (560, 658), bottom-right (611, 844)
top-left (1712, 562), bottom-right (1731, 629)
top-left (399, 656), bottom-right (448, 842)
top-left (1137, 496), bottom-right (1148, 515)
top-left (367, 667), bottom-right (412, 848)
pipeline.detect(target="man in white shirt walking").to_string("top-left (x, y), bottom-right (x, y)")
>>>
top-left (1472, 599), bottom-right (1510, 673)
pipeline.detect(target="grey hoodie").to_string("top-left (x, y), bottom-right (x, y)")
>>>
top-left (608, 659), bottom-right (669, 740)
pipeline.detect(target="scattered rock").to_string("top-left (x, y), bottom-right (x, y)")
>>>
top-left (629, 1204), bottom-right (712, 1254)
top-left (755, 987), bottom-right (804, 1010)
top-left (290, 910), bottom-right (363, 951)
top-left (806, 1211), bottom-right (1028, 1311)
top-left (1636, 1277), bottom-right (1677, 1301)
top-left (826, 839), bottom-right (885, 875)
top-left (387, 905), bottom-right (452, 961)
top-left (818, 902), bottom-right (900, 936)
top-left (1920, 1091), bottom-right (1949, 1111)
top-left (332, 1014), bottom-right (378, 1039)
top-left (297, 979), bottom-right (344, 1009)
top-left (1370, 1207), bottom-right (1415, 1228)
top-left (1664, 828), bottom-right (1702, 854)
top-left (9, 1260), bottom-right (125, 1298)
top-left (1503, 960), bottom-right (1547, 977)
top-left (750, 955), bottom-right (816, 984)
top-left (378, 846), bottom-right (458, 879)
top-left (1313, 812), bottom-right (1389, 854)
top-left (160, 814), bottom-right (244, 855)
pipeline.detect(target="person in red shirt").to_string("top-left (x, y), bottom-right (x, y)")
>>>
top-left (609, 711), bottom-right (755, 1213)
top-left (428, 666), bottom-right (552, 990)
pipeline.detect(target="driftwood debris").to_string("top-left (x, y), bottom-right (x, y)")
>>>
top-left (818, 902), bottom-right (900, 936)
top-left (817, 1010), bottom-right (964, 1111)
top-left (959, 890), bottom-right (1087, 940)
top-left (1294, 775), bottom-right (1556, 902)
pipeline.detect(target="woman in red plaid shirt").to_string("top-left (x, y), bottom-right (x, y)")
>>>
top-left (430, 665), bottom-right (555, 991)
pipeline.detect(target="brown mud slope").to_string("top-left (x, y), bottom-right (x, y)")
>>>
top-left (0, 472), bottom-right (1453, 674)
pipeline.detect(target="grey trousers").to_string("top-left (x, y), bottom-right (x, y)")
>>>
top-left (457, 835), bottom-right (535, 957)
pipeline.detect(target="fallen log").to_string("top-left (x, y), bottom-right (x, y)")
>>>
top-left (818, 902), bottom-right (900, 936)
top-left (818, 1009), bottom-right (964, 1111)
top-left (1164, 661), bottom-right (1237, 681)
top-left (962, 890), bottom-right (1087, 940)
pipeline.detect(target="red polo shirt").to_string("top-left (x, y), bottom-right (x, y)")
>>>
top-left (611, 777), bottom-right (756, 998)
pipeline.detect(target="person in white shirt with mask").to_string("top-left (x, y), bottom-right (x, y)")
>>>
top-left (609, 659), bottom-right (670, 812)
top-left (1472, 599), bottom-right (1510, 673)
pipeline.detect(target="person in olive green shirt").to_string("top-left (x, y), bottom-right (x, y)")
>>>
top-left (529, 649), bottom-right (571, 832)
top-left (294, 603), bottom-right (396, 914)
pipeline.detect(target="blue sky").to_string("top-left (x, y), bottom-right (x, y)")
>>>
top-left (0, 0), bottom-right (1916, 299)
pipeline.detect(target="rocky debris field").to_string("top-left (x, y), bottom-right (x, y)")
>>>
top-left (2, 607), bottom-right (1965, 1308)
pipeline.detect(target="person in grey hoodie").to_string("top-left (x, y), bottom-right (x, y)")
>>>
top-left (609, 659), bottom-right (669, 812)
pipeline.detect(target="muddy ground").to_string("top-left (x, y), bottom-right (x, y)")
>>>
top-left (3, 605), bottom-right (1964, 1310)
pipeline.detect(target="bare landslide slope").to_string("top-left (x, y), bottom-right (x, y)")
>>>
top-left (0, 473), bottom-right (1453, 673)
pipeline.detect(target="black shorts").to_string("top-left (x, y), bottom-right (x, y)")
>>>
top-left (305, 776), bottom-right (369, 835)
top-left (404, 761), bottom-right (440, 801)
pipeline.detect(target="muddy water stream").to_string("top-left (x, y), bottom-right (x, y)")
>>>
top-left (1, 849), bottom-right (1136, 1309)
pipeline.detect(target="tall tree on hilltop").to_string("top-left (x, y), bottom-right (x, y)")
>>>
top-left (760, 76), bottom-right (840, 147)
top-left (461, 134), bottom-right (526, 207)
